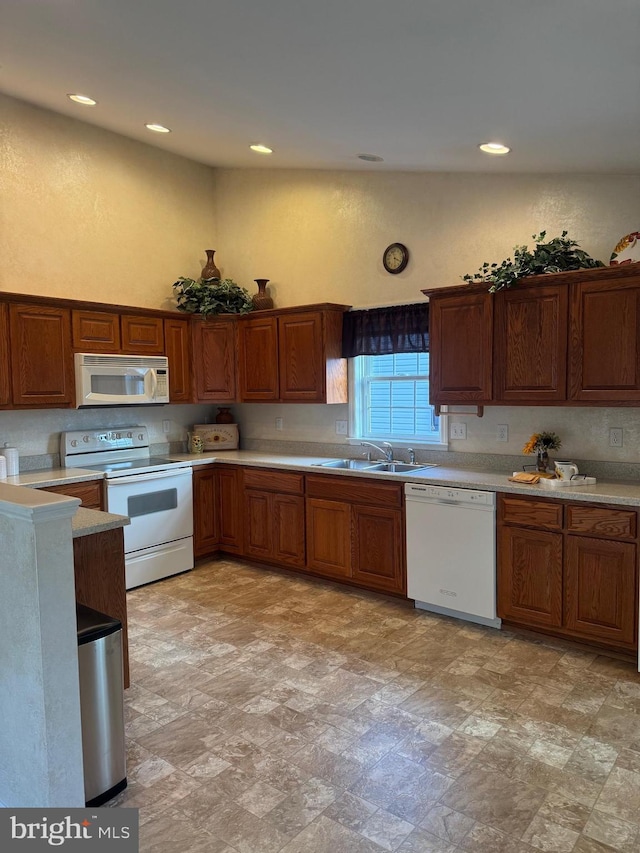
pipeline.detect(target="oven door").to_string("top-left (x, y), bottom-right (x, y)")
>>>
top-left (105, 467), bottom-right (193, 554)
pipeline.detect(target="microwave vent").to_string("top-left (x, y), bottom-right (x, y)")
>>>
top-left (77, 353), bottom-right (168, 369)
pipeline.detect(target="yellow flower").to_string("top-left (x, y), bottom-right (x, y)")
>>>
top-left (522, 434), bottom-right (540, 455)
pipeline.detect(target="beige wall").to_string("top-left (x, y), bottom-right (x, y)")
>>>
top-left (0, 94), bottom-right (217, 309)
top-left (213, 168), bottom-right (640, 308)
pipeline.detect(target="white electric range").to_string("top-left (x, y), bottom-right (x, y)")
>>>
top-left (62, 427), bottom-right (193, 589)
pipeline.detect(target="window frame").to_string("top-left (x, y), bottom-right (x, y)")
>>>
top-left (348, 354), bottom-right (448, 448)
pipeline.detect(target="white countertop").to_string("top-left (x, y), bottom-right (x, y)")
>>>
top-left (5, 451), bottom-right (640, 508)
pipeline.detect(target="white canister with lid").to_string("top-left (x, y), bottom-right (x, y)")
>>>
top-left (1, 444), bottom-right (19, 476)
top-left (0, 455), bottom-right (6, 479)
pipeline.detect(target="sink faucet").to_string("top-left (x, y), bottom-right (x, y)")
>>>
top-left (408, 447), bottom-right (416, 465)
top-left (361, 441), bottom-right (394, 462)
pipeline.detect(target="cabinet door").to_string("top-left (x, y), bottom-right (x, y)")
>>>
top-left (305, 498), bottom-right (351, 579)
top-left (278, 311), bottom-right (324, 402)
top-left (72, 310), bottom-right (121, 352)
top-left (429, 291), bottom-right (493, 404)
top-left (10, 304), bottom-right (74, 406)
top-left (494, 284), bottom-right (568, 402)
top-left (192, 319), bottom-right (237, 402)
top-left (352, 505), bottom-right (404, 594)
top-left (164, 317), bottom-right (192, 402)
top-left (497, 525), bottom-right (563, 628)
top-left (245, 489), bottom-right (273, 561)
top-left (121, 314), bottom-right (164, 354)
top-left (273, 494), bottom-right (305, 568)
top-left (193, 467), bottom-right (218, 558)
top-left (0, 303), bottom-right (10, 407)
top-left (238, 315), bottom-right (279, 401)
top-left (569, 276), bottom-right (640, 401)
top-left (565, 535), bottom-right (637, 649)
top-left (217, 467), bottom-right (243, 553)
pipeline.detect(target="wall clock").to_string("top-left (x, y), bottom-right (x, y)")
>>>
top-left (383, 242), bottom-right (409, 274)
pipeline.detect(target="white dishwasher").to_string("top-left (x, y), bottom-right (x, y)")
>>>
top-left (405, 483), bottom-right (500, 628)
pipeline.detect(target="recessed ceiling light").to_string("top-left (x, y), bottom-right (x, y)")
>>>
top-left (250, 144), bottom-right (273, 154)
top-left (358, 153), bottom-right (384, 162)
top-left (145, 123), bottom-right (171, 133)
top-left (68, 94), bottom-right (97, 106)
top-left (479, 142), bottom-right (511, 155)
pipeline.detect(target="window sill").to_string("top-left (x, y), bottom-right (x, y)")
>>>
top-left (346, 438), bottom-right (449, 451)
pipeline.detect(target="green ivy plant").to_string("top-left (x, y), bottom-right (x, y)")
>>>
top-left (173, 277), bottom-right (254, 317)
top-left (462, 231), bottom-right (604, 293)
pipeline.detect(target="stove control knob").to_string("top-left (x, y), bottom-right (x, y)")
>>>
top-left (115, 432), bottom-right (121, 439)
top-left (138, 433), bottom-right (144, 441)
top-left (71, 439), bottom-right (78, 447)
top-left (127, 432), bottom-right (132, 439)
top-left (83, 435), bottom-right (90, 443)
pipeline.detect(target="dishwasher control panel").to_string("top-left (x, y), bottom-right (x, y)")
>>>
top-left (404, 483), bottom-right (495, 507)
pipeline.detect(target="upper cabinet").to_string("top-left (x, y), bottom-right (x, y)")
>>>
top-left (10, 303), bottom-right (75, 407)
top-left (72, 310), bottom-right (121, 352)
top-left (120, 314), bottom-right (164, 354)
top-left (192, 317), bottom-right (237, 402)
top-left (425, 264), bottom-right (640, 409)
top-left (237, 305), bottom-right (349, 404)
top-left (569, 275), bottom-right (640, 402)
top-left (164, 317), bottom-right (192, 403)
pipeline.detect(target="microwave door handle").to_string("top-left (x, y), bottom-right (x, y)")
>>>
top-left (145, 369), bottom-right (158, 400)
top-left (107, 469), bottom-right (190, 485)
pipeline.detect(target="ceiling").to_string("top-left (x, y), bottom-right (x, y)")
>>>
top-left (2, 0), bottom-right (639, 173)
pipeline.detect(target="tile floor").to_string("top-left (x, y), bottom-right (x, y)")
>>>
top-left (111, 558), bottom-right (640, 853)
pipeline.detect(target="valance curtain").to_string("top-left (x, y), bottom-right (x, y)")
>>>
top-left (341, 303), bottom-right (429, 357)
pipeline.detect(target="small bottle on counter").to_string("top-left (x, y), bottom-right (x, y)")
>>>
top-left (0, 455), bottom-right (7, 479)
top-left (1, 444), bottom-right (19, 476)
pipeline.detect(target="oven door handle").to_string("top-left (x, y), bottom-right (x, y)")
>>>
top-left (106, 468), bottom-right (191, 485)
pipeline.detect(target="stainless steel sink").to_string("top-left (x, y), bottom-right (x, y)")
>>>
top-left (312, 458), bottom-right (379, 470)
top-left (367, 462), bottom-right (439, 473)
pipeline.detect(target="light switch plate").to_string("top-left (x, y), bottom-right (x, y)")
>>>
top-left (275, 417), bottom-right (283, 431)
top-left (335, 420), bottom-right (348, 435)
top-left (450, 423), bottom-right (467, 440)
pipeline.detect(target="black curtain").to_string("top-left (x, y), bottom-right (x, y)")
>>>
top-left (341, 303), bottom-right (429, 357)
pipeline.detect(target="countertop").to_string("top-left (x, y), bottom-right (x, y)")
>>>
top-left (5, 450), bottom-right (640, 508)
top-left (72, 507), bottom-right (130, 538)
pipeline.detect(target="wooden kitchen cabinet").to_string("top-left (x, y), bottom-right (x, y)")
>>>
top-left (192, 317), bottom-right (237, 402)
top-left (238, 315), bottom-right (279, 401)
top-left (40, 479), bottom-right (103, 510)
top-left (497, 494), bottom-right (638, 654)
top-left (237, 305), bottom-right (349, 404)
top-left (305, 474), bottom-right (405, 594)
top-left (9, 303), bottom-right (75, 407)
top-left (72, 309), bottom-right (121, 352)
top-left (494, 283), bottom-right (568, 402)
top-left (193, 466), bottom-right (219, 557)
top-left (217, 466), bottom-right (243, 553)
top-left (0, 303), bottom-right (10, 407)
top-left (120, 314), bottom-right (165, 354)
top-left (427, 290), bottom-right (493, 406)
top-left (243, 469), bottom-right (305, 568)
top-left (569, 274), bottom-right (640, 402)
top-left (164, 317), bottom-right (192, 402)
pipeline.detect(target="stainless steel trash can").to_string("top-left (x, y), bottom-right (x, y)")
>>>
top-left (77, 604), bottom-right (127, 806)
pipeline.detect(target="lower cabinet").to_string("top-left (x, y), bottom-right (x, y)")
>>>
top-left (244, 469), bottom-right (305, 568)
top-left (192, 465), bottom-right (243, 557)
top-left (498, 494), bottom-right (638, 653)
top-left (39, 479), bottom-right (103, 510)
top-left (193, 464), bottom-right (406, 597)
top-left (305, 475), bottom-right (405, 595)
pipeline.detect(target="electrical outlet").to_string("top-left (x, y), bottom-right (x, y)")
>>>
top-left (497, 424), bottom-right (509, 442)
top-left (275, 417), bottom-right (283, 431)
top-left (610, 428), bottom-right (623, 447)
top-left (162, 419), bottom-right (171, 434)
top-left (450, 422), bottom-right (467, 440)
top-left (335, 419), bottom-right (348, 435)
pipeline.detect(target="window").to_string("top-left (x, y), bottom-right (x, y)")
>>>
top-left (352, 353), bottom-right (444, 444)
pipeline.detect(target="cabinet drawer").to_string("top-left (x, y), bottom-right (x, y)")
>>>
top-left (499, 496), bottom-right (563, 531)
top-left (40, 480), bottom-right (103, 510)
top-left (243, 468), bottom-right (304, 495)
top-left (566, 504), bottom-right (636, 540)
top-left (306, 474), bottom-right (402, 508)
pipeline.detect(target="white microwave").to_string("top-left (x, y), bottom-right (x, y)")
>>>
top-left (75, 353), bottom-right (170, 407)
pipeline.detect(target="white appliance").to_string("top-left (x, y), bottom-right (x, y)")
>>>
top-left (405, 483), bottom-right (500, 628)
top-left (62, 427), bottom-right (193, 589)
top-left (74, 353), bottom-right (170, 408)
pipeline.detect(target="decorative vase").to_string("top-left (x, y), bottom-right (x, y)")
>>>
top-left (202, 249), bottom-right (221, 281)
top-left (252, 278), bottom-right (274, 310)
top-left (215, 407), bottom-right (234, 424)
top-left (536, 450), bottom-right (549, 472)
